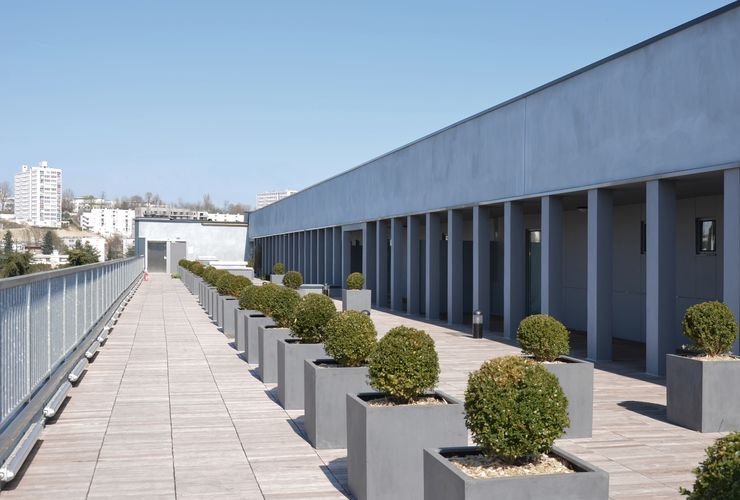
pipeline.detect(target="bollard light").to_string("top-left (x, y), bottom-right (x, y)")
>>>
top-left (322, 283), bottom-right (330, 296)
top-left (472, 310), bottom-right (483, 339)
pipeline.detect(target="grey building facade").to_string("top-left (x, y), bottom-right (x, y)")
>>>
top-left (248, 3), bottom-right (740, 374)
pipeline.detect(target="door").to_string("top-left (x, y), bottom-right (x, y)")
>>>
top-left (147, 241), bottom-right (167, 273)
top-left (526, 230), bottom-right (541, 315)
top-left (168, 241), bottom-right (187, 273)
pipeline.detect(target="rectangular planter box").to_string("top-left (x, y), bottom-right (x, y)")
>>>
top-left (235, 309), bottom-right (254, 351)
top-left (305, 360), bottom-right (372, 449)
top-left (342, 289), bottom-right (372, 313)
top-left (666, 354), bottom-right (740, 432)
top-left (194, 277), bottom-right (202, 298)
top-left (423, 446), bottom-right (609, 500)
top-left (257, 327), bottom-right (292, 383)
top-left (277, 340), bottom-right (327, 410)
top-left (246, 315), bottom-right (275, 363)
top-left (198, 281), bottom-right (205, 307)
top-left (298, 284), bottom-right (324, 297)
top-left (543, 355), bottom-right (593, 438)
top-left (209, 288), bottom-right (218, 319)
top-left (217, 295), bottom-right (228, 328)
top-left (222, 298), bottom-right (239, 338)
top-left (347, 391), bottom-right (467, 500)
top-left (270, 274), bottom-right (285, 285)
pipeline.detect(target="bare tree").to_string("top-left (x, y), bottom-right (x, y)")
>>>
top-left (0, 181), bottom-right (10, 212)
top-left (61, 188), bottom-right (75, 213)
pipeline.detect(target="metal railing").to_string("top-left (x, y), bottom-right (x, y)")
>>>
top-left (0, 257), bottom-right (144, 430)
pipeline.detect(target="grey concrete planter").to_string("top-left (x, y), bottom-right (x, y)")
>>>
top-left (209, 288), bottom-right (218, 319)
top-left (342, 289), bottom-right (372, 313)
top-left (423, 446), bottom-right (609, 500)
top-left (347, 391), bottom-right (467, 500)
top-left (298, 284), bottom-right (324, 297)
top-left (270, 274), bottom-right (285, 285)
top-left (276, 340), bottom-right (327, 410)
top-left (216, 294), bottom-right (227, 328)
top-left (194, 277), bottom-right (203, 299)
top-left (666, 354), bottom-right (740, 432)
top-left (222, 298), bottom-right (239, 338)
top-left (304, 360), bottom-right (372, 449)
top-left (257, 327), bottom-right (292, 383)
top-left (246, 315), bottom-right (275, 363)
top-left (542, 355), bottom-right (593, 438)
top-left (235, 308), bottom-right (253, 351)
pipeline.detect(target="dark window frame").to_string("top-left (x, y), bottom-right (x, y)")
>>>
top-left (695, 218), bottom-right (717, 255)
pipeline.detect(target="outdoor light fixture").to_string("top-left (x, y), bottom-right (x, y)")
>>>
top-left (43, 382), bottom-right (71, 419)
top-left (97, 329), bottom-right (109, 343)
top-left (0, 422), bottom-right (43, 483)
top-left (85, 340), bottom-right (100, 359)
top-left (68, 358), bottom-right (88, 383)
top-left (472, 310), bottom-right (483, 339)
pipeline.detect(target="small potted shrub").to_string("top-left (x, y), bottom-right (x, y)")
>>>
top-left (257, 286), bottom-right (301, 383)
top-left (346, 326), bottom-right (466, 500)
top-left (237, 283), bottom-right (276, 361)
top-left (270, 262), bottom-right (285, 285)
top-left (223, 275), bottom-right (252, 339)
top-left (667, 301), bottom-right (740, 432)
top-left (423, 356), bottom-right (608, 500)
top-left (342, 272), bottom-right (371, 313)
top-left (680, 432), bottom-right (739, 499)
top-left (276, 294), bottom-right (336, 408)
top-left (516, 314), bottom-right (593, 438)
top-left (304, 311), bottom-right (377, 448)
top-left (282, 270), bottom-right (303, 290)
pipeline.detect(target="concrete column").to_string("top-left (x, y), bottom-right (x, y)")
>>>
top-left (317, 229), bottom-right (325, 285)
top-left (447, 209), bottom-right (463, 324)
top-left (266, 238), bottom-right (272, 275)
top-left (725, 169), bottom-right (740, 354)
top-left (587, 189), bottom-right (613, 362)
top-left (541, 196), bottom-right (563, 319)
top-left (332, 227), bottom-right (342, 286)
top-left (376, 220), bottom-right (389, 307)
top-left (303, 231), bottom-right (309, 278)
top-left (473, 206), bottom-right (491, 330)
top-left (323, 228), bottom-right (332, 284)
top-left (504, 201), bottom-right (525, 339)
top-left (341, 229), bottom-right (351, 286)
top-left (646, 180), bottom-right (677, 375)
top-left (407, 215), bottom-right (421, 315)
top-left (425, 212), bottom-right (441, 320)
top-left (363, 222), bottom-right (377, 300)
top-left (390, 218), bottom-right (404, 310)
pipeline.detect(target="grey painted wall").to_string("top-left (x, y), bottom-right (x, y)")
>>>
top-left (249, 5), bottom-right (740, 238)
top-left (136, 220), bottom-right (248, 268)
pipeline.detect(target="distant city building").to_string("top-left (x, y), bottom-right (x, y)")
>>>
top-left (72, 197), bottom-right (111, 213)
top-left (31, 250), bottom-right (69, 268)
top-left (206, 212), bottom-right (245, 223)
top-left (81, 208), bottom-right (136, 237)
top-left (61, 236), bottom-right (107, 262)
top-left (1, 197), bottom-right (13, 213)
top-left (256, 190), bottom-right (298, 209)
top-left (134, 206), bottom-right (244, 223)
top-left (13, 161), bottom-right (62, 228)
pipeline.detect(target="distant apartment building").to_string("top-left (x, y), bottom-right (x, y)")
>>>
top-left (61, 236), bottom-right (107, 262)
top-left (13, 161), bottom-right (62, 228)
top-left (206, 212), bottom-right (245, 223)
top-left (256, 190), bottom-right (298, 209)
top-left (72, 197), bottom-right (111, 213)
top-left (1, 197), bottom-right (14, 213)
top-left (135, 206), bottom-right (208, 220)
top-left (81, 208), bottom-right (136, 237)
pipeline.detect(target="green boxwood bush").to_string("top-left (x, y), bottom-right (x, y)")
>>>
top-left (253, 283), bottom-right (281, 316)
top-left (680, 432), bottom-right (739, 499)
top-left (346, 272), bottom-right (365, 290)
top-left (218, 274), bottom-right (252, 297)
top-left (465, 356), bottom-right (569, 464)
top-left (291, 294), bottom-right (337, 343)
top-left (283, 271), bottom-right (303, 290)
top-left (239, 285), bottom-right (258, 310)
top-left (216, 273), bottom-right (236, 295)
top-left (324, 311), bottom-right (377, 367)
top-left (682, 301), bottom-right (738, 356)
top-left (368, 326), bottom-right (439, 403)
top-left (516, 314), bottom-right (570, 362)
top-left (190, 262), bottom-right (205, 276)
top-left (178, 259), bottom-right (191, 269)
top-left (270, 286), bottom-right (300, 327)
top-left (272, 262), bottom-right (285, 274)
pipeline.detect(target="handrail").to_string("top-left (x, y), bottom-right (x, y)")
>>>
top-left (0, 256), bottom-right (142, 291)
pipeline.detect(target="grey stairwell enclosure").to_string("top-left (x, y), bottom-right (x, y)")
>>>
top-left (276, 340), bottom-right (327, 410)
top-left (544, 356), bottom-right (593, 438)
top-left (246, 316), bottom-right (275, 364)
top-left (304, 360), bottom-right (373, 449)
top-left (342, 289), bottom-right (372, 313)
top-left (257, 327), bottom-right (292, 383)
top-left (423, 446), bottom-right (609, 500)
top-left (666, 354), bottom-right (740, 432)
top-left (346, 391), bottom-right (467, 500)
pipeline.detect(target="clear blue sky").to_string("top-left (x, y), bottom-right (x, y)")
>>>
top-left (0, 1), bottom-right (731, 209)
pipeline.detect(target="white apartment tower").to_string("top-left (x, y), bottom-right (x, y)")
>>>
top-left (256, 189), bottom-right (298, 209)
top-left (14, 161), bottom-right (63, 228)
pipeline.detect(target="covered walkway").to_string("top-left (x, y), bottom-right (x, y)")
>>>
top-left (1, 275), bottom-right (725, 499)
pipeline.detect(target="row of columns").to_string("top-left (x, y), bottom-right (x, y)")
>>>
top-left (256, 168), bottom-right (740, 374)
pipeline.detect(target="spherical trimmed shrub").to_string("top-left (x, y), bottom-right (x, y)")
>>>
top-left (239, 285), bottom-right (258, 310)
top-left (346, 272), bottom-right (365, 290)
top-left (680, 432), bottom-right (739, 499)
top-left (368, 326), bottom-right (439, 403)
top-left (272, 262), bottom-right (285, 275)
top-left (253, 283), bottom-right (281, 316)
top-left (682, 301), bottom-right (738, 356)
top-left (324, 311), bottom-right (377, 367)
top-left (283, 271), bottom-right (303, 290)
top-left (291, 294), bottom-right (337, 343)
top-left (216, 273), bottom-right (236, 295)
top-left (270, 286), bottom-right (300, 328)
top-left (464, 356), bottom-right (569, 464)
top-left (190, 262), bottom-right (205, 276)
top-left (222, 275), bottom-right (252, 297)
top-left (178, 259), bottom-right (191, 269)
top-left (516, 314), bottom-right (570, 362)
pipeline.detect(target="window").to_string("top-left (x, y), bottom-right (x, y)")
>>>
top-left (696, 218), bottom-right (717, 254)
top-left (640, 221), bottom-right (646, 254)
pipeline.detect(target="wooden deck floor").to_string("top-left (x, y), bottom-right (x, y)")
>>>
top-left (1, 275), bottom-right (725, 499)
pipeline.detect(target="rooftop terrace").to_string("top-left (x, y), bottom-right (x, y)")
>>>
top-left (1, 274), bottom-right (725, 499)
